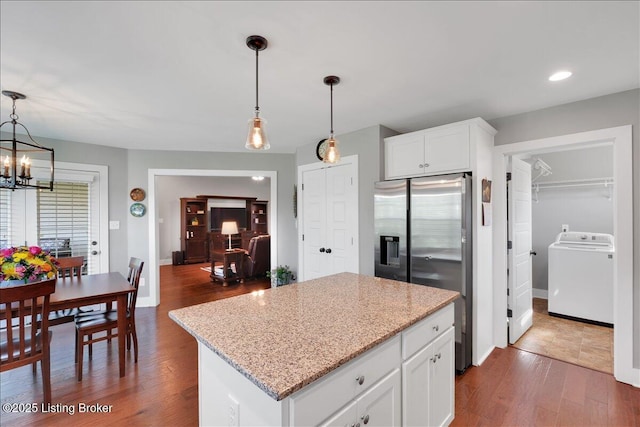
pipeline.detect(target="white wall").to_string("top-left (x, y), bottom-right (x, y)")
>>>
top-left (155, 175), bottom-right (271, 262)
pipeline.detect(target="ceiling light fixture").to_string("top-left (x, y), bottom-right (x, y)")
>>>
top-left (245, 35), bottom-right (270, 150)
top-left (0, 91), bottom-right (54, 191)
top-left (252, 176), bottom-right (264, 181)
top-left (322, 75), bottom-right (341, 164)
top-left (548, 70), bottom-right (572, 82)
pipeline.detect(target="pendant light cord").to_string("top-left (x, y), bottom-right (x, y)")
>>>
top-left (255, 49), bottom-right (260, 115)
top-left (330, 83), bottom-right (334, 135)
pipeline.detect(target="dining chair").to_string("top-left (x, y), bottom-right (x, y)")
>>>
top-left (0, 278), bottom-right (57, 404)
top-left (48, 256), bottom-right (86, 326)
top-left (74, 257), bottom-right (144, 381)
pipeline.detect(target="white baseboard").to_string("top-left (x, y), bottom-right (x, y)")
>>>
top-left (474, 346), bottom-right (495, 366)
top-left (532, 288), bottom-right (548, 299)
top-left (159, 258), bottom-right (172, 266)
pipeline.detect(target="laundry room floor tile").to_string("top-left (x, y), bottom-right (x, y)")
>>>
top-left (511, 298), bottom-right (613, 373)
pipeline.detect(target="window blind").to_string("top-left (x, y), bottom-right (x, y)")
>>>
top-left (37, 181), bottom-right (90, 273)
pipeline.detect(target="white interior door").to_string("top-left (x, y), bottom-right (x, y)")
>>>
top-left (302, 168), bottom-right (326, 280)
top-left (508, 157), bottom-right (533, 344)
top-left (325, 165), bottom-right (355, 275)
top-left (299, 159), bottom-right (358, 282)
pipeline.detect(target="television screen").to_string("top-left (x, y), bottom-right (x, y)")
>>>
top-left (210, 207), bottom-right (247, 231)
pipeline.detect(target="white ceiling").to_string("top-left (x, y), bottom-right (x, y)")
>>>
top-left (1, 1), bottom-right (638, 153)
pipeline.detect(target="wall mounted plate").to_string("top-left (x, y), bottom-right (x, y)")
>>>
top-left (130, 187), bottom-right (146, 201)
top-left (130, 202), bottom-right (146, 217)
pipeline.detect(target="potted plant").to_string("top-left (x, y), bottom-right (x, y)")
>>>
top-left (266, 265), bottom-right (295, 287)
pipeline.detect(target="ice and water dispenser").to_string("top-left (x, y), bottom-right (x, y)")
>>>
top-left (379, 235), bottom-right (400, 266)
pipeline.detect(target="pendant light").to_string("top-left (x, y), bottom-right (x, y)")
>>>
top-left (323, 76), bottom-right (340, 164)
top-left (0, 91), bottom-right (54, 191)
top-left (245, 35), bottom-right (270, 150)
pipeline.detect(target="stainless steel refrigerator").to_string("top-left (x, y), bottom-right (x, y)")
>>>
top-left (374, 173), bottom-right (472, 372)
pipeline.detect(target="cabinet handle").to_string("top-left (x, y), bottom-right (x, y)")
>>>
top-left (437, 353), bottom-right (442, 359)
top-left (433, 325), bottom-right (439, 332)
top-left (355, 375), bottom-right (365, 385)
top-left (432, 356), bottom-right (437, 364)
top-left (418, 164), bottom-right (424, 168)
top-left (326, 248), bottom-right (332, 254)
top-left (319, 247), bottom-right (325, 253)
top-left (424, 163), bottom-right (430, 168)
top-left (361, 414), bottom-right (370, 425)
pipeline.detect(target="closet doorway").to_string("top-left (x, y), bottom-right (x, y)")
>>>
top-left (508, 146), bottom-right (614, 373)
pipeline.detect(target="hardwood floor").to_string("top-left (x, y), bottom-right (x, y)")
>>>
top-left (2, 264), bottom-right (638, 426)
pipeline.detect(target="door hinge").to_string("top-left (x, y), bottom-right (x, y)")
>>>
top-left (302, 234), bottom-right (304, 241)
top-left (507, 240), bottom-right (512, 250)
top-left (507, 288), bottom-right (509, 296)
top-left (506, 172), bottom-right (512, 181)
top-left (351, 177), bottom-right (353, 185)
top-left (507, 309), bottom-right (513, 318)
top-left (301, 183), bottom-right (304, 191)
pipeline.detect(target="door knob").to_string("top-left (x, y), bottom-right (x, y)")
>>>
top-left (91, 241), bottom-right (98, 246)
top-left (319, 247), bottom-right (325, 253)
top-left (530, 250), bottom-right (537, 256)
top-left (91, 250), bottom-right (98, 255)
top-left (325, 248), bottom-right (332, 254)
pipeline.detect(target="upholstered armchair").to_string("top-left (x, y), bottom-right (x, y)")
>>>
top-left (243, 235), bottom-right (270, 278)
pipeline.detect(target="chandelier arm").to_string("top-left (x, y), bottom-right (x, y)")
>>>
top-left (13, 122), bottom-right (48, 148)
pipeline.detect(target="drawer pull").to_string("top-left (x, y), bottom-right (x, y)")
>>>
top-left (418, 164), bottom-right (424, 168)
top-left (361, 414), bottom-right (370, 425)
top-left (356, 375), bottom-right (365, 385)
top-left (433, 325), bottom-right (439, 332)
top-left (424, 163), bottom-right (430, 168)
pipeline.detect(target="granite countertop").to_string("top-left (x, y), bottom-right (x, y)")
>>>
top-left (169, 272), bottom-right (459, 401)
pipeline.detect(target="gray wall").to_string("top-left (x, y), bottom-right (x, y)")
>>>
top-left (489, 88), bottom-right (639, 368)
top-left (155, 175), bottom-right (271, 262)
top-left (126, 150), bottom-right (296, 299)
top-left (525, 147), bottom-right (614, 292)
top-left (0, 131), bottom-right (130, 277)
top-left (295, 125), bottom-right (398, 275)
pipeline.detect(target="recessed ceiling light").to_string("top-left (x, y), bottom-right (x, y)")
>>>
top-left (252, 176), bottom-right (264, 181)
top-left (549, 70), bottom-right (572, 82)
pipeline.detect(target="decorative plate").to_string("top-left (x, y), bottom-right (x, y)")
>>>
top-left (130, 187), bottom-right (146, 201)
top-left (130, 202), bottom-right (146, 217)
top-left (316, 138), bottom-right (328, 161)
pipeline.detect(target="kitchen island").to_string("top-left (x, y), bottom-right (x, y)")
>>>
top-left (169, 272), bottom-right (459, 426)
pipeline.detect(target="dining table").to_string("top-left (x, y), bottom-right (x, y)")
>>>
top-left (49, 272), bottom-right (134, 377)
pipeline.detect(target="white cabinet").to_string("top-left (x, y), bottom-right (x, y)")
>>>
top-left (385, 124), bottom-right (469, 179)
top-left (402, 327), bottom-right (455, 427)
top-left (321, 369), bottom-right (401, 427)
top-left (300, 161), bottom-right (358, 281)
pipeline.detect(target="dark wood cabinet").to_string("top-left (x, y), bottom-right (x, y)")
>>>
top-left (249, 200), bottom-right (268, 234)
top-left (180, 198), bottom-right (209, 264)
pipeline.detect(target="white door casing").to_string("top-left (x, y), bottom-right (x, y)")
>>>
top-left (507, 157), bottom-right (533, 344)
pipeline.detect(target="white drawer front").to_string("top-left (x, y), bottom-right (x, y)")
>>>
top-left (291, 334), bottom-right (401, 427)
top-left (402, 303), bottom-right (454, 360)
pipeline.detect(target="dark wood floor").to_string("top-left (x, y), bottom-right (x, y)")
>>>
top-left (2, 264), bottom-right (639, 426)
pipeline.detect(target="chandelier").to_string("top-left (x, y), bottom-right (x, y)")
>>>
top-left (0, 91), bottom-right (54, 190)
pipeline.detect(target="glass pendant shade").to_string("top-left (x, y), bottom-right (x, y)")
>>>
top-left (323, 137), bottom-right (340, 164)
top-left (245, 116), bottom-right (270, 150)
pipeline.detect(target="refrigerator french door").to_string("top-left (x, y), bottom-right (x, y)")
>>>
top-left (374, 173), bottom-right (472, 372)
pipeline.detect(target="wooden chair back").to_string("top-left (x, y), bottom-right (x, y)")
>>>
top-left (0, 278), bottom-right (56, 403)
top-left (56, 256), bottom-right (84, 278)
top-left (126, 257), bottom-right (144, 313)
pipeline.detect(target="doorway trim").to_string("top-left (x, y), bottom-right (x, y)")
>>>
top-left (144, 168), bottom-right (278, 307)
top-left (492, 125), bottom-right (636, 386)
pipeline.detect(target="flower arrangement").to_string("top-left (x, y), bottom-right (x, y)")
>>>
top-left (0, 246), bottom-right (59, 283)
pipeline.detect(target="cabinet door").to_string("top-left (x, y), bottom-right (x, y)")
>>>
top-left (320, 400), bottom-right (358, 427)
top-left (385, 134), bottom-right (425, 179)
top-left (424, 125), bottom-right (469, 174)
top-left (357, 369), bottom-right (401, 427)
top-left (402, 327), bottom-right (454, 427)
top-left (428, 327), bottom-right (454, 427)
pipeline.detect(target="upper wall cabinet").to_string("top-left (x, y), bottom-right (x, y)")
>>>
top-left (385, 119), bottom-right (493, 180)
